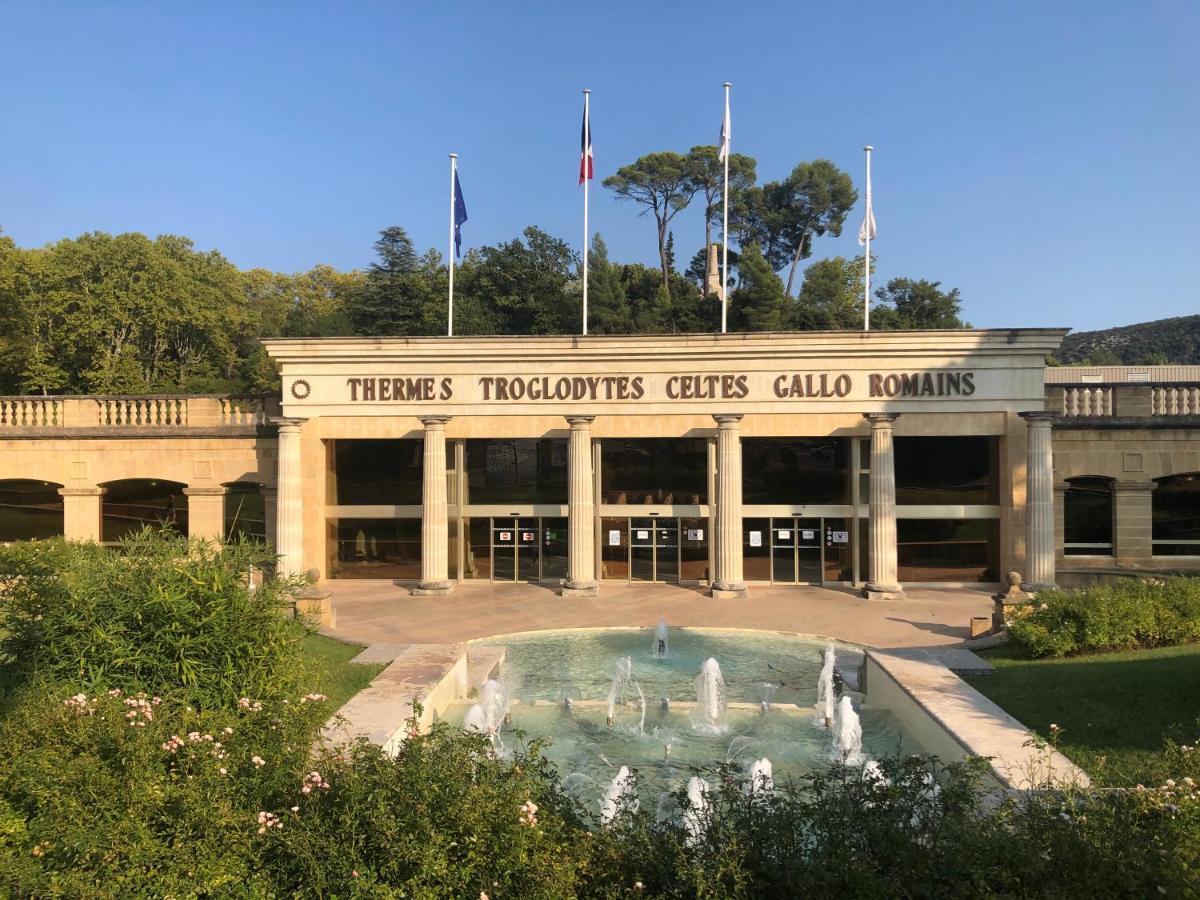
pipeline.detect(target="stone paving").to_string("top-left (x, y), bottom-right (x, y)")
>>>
top-left (322, 580), bottom-right (993, 650)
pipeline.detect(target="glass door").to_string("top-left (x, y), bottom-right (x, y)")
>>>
top-left (630, 518), bottom-right (655, 582)
top-left (796, 518), bottom-right (823, 583)
top-left (771, 521), bottom-right (797, 582)
top-left (516, 518), bottom-right (540, 581)
top-left (680, 518), bottom-right (709, 582)
top-left (492, 519), bottom-right (517, 581)
top-left (655, 519), bottom-right (679, 583)
top-left (541, 517), bottom-right (568, 581)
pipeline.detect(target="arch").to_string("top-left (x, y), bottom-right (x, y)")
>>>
top-left (1063, 476), bottom-right (1114, 556)
top-left (223, 481), bottom-right (267, 542)
top-left (1152, 473), bottom-right (1200, 557)
top-left (0, 479), bottom-right (64, 542)
top-left (100, 478), bottom-right (188, 544)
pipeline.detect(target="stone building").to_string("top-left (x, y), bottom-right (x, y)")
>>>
top-left (1, 333), bottom-right (1197, 593)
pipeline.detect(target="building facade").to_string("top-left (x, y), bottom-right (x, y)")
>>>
top-left (3, 330), bottom-right (1107, 597)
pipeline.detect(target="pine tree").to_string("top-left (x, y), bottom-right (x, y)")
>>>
top-left (587, 235), bottom-right (634, 334)
top-left (728, 242), bottom-right (789, 332)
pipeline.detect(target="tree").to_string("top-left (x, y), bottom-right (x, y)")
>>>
top-left (464, 226), bottom-right (579, 334)
top-left (795, 256), bottom-right (867, 330)
top-left (587, 235), bottom-right (633, 334)
top-left (603, 152), bottom-right (701, 292)
top-left (346, 227), bottom-right (441, 336)
top-left (729, 243), bottom-right (790, 332)
top-left (764, 161), bottom-right (858, 296)
top-left (685, 146), bottom-right (757, 292)
top-left (871, 278), bottom-right (966, 330)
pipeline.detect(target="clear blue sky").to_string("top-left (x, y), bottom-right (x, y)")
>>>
top-left (1, 1), bottom-right (1196, 330)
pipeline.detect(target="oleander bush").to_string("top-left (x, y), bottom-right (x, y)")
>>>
top-left (1007, 575), bottom-right (1200, 658)
top-left (0, 528), bottom-right (308, 706)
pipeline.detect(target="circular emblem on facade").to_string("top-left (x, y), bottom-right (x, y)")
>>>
top-left (290, 379), bottom-right (311, 400)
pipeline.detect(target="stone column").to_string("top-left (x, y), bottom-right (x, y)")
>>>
top-left (563, 415), bottom-right (599, 597)
top-left (711, 414), bottom-right (748, 599)
top-left (1020, 411), bottom-right (1057, 591)
top-left (1114, 480), bottom-right (1154, 565)
top-left (862, 413), bottom-right (904, 600)
top-left (273, 417), bottom-right (306, 577)
top-left (183, 486), bottom-right (227, 544)
top-left (415, 415), bottom-right (454, 596)
top-left (60, 486), bottom-right (104, 543)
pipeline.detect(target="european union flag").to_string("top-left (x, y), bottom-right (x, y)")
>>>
top-left (453, 171), bottom-right (468, 258)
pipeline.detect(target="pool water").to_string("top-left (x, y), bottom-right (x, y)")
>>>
top-left (445, 628), bottom-right (921, 809)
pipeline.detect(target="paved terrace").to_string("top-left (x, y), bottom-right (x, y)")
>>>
top-left (323, 581), bottom-right (993, 649)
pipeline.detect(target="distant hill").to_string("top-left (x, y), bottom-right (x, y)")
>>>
top-left (1055, 315), bottom-right (1200, 366)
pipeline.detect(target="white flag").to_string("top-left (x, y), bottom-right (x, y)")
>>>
top-left (718, 95), bottom-right (731, 161)
top-left (858, 190), bottom-right (876, 245)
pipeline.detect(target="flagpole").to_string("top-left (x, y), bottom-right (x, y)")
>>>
top-left (582, 88), bottom-right (590, 337)
top-left (448, 153), bottom-right (457, 337)
top-left (721, 82), bottom-right (731, 334)
top-left (862, 145), bottom-right (872, 332)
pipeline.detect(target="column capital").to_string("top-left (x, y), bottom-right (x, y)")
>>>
top-left (863, 412), bottom-right (900, 427)
top-left (270, 416), bottom-right (307, 432)
top-left (419, 415), bottom-right (452, 428)
top-left (183, 486), bottom-right (227, 497)
top-left (565, 415), bottom-right (596, 427)
top-left (58, 486), bottom-right (105, 497)
top-left (712, 413), bottom-right (744, 427)
top-left (1019, 410), bottom-right (1057, 426)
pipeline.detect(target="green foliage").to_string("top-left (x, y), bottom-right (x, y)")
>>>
top-left (685, 145), bottom-right (757, 290)
top-left (1006, 576), bottom-right (1200, 658)
top-left (0, 530), bottom-right (308, 706)
top-left (588, 235), bottom-right (634, 335)
top-left (1056, 314), bottom-right (1200, 366)
top-left (464, 226), bottom-right (581, 335)
top-left (795, 255), bottom-right (867, 330)
top-left (871, 277), bottom-right (966, 330)
top-left (729, 243), bottom-right (790, 332)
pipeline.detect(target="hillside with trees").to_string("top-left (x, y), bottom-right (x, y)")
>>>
top-left (1054, 315), bottom-right (1200, 366)
top-left (0, 146), bottom-right (971, 396)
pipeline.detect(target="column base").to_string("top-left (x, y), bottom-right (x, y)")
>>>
top-left (862, 583), bottom-right (905, 601)
top-left (561, 580), bottom-right (599, 598)
top-left (1020, 582), bottom-right (1056, 594)
top-left (710, 582), bottom-right (749, 600)
top-left (412, 581), bottom-right (455, 597)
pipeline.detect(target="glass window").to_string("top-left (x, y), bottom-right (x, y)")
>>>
top-left (334, 440), bottom-right (423, 505)
top-left (0, 480), bottom-right (64, 541)
top-left (331, 518), bottom-right (421, 579)
top-left (600, 439), bottom-right (707, 505)
top-left (742, 439), bottom-right (850, 504)
top-left (897, 519), bottom-right (998, 582)
top-left (1063, 477), bottom-right (1113, 556)
top-left (1153, 474), bottom-right (1200, 556)
top-left (224, 483), bottom-right (266, 542)
top-left (464, 439), bottom-right (567, 505)
top-left (102, 480), bottom-right (187, 543)
top-left (894, 437), bottom-right (998, 505)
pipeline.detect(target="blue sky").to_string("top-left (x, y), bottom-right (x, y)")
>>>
top-left (1, 1), bottom-right (1196, 330)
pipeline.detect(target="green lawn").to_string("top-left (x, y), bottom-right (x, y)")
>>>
top-left (299, 633), bottom-right (385, 709)
top-left (966, 643), bottom-right (1200, 786)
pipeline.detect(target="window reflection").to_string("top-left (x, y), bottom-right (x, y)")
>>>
top-left (334, 440), bottom-right (423, 505)
top-left (894, 437), bottom-right (998, 505)
top-left (600, 439), bottom-right (707, 505)
top-left (742, 439), bottom-right (850, 504)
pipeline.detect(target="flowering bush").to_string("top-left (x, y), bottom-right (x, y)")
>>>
top-left (1007, 575), bottom-right (1200, 657)
top-left (0, 529), bottom-right (309, 706)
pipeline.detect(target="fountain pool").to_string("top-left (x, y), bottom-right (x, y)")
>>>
top-left (444, 628), bottom-right (922, 803)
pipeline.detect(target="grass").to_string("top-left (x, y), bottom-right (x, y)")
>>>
top-left (299, 633), bottom-right (385, 709)
top-left (966, 643), bottom-right (1200, 786)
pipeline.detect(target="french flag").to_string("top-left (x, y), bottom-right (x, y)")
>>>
top-left (579, 98), bottom-right (593, 185)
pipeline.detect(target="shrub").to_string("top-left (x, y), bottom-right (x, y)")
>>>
top-left (0, 529), bottom-right (308, 706)
top-left (1007, 576), bottom-right (1200, 658)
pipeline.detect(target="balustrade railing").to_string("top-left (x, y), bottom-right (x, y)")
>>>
top-left (0, 395), bottom-right (277, 429)
top-left (1058, 385), bottom-right (1115, 417)
top-left (1151, 385), bottom-right (1200, 416)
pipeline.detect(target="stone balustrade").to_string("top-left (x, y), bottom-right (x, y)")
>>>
top-left (0, 395), bottom-right (280, 430)
top-left (1051, 383), bottom-right (1200, 419)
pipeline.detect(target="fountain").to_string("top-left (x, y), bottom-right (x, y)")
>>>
top-left (755, 682), bottom-right (779, 712)
top-left (652, 616), bottom-right (669, 657)
top-left (815, 643), bottom-right (836, 728)
top-left (683, 777), bottom-right (711, 847)
top-left (832, 695), bottom-right (865, 766)
top-left (690, 657), bottom-right (727, 733)
top-left (479, 679), bottom-right (509, 732)
top-left (863, 759), bottom-right (888, 784)
top-left (605, 656), bottom-right (645, 733)
top-left (747, 757), bottom-right (774, 796)
top-left (600, 766), bottom-right (638, 826)
top-left (462, 703), bottom-right (488, 734)
top-left (653, 726), bottom-right (675, 759)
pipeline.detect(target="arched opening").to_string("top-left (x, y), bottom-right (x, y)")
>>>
top-left (1063, 476), bottom-right (1114, 556)
top-left (1152, 473), bottom-right (1200, 557)
top-left (223, 482), bottom-right (266, 542)
top-left (0, 479), bottom-right (64, 541)
top-left (101, 479), bottom-right (188, 544)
